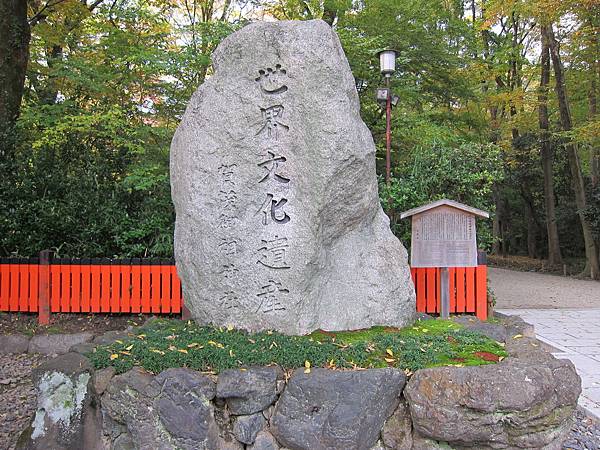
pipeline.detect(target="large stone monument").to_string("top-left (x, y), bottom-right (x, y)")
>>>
top-left (170, 19), bottom-right (415, 334)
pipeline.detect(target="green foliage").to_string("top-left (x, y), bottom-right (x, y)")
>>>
top-left (381, 141), bottom-right (503, 250)
top-left (0, 0), bottom-right (597, 264)
top-left (87, 318), bottom-right (507, 375)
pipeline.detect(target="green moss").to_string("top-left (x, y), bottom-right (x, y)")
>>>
top-left (87, 318), bottom-right (508, 375)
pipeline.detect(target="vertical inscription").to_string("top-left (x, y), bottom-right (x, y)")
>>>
top-left (252, 64), bottom-right (293, 313)
top-left (216, 162), bottom-right (242, 304)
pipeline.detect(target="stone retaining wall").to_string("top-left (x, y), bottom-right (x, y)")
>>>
top-left (16, 316), bottom-right (581, 450)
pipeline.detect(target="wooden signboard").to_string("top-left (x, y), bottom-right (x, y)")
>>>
top-left (401, 199), bottom-right (489, 319)
top-left (410, 205), bottom-right (478, 268)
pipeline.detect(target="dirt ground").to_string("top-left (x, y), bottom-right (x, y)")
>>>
top-left (0, 312), bottom-right (157, 336)
top-left (489, 267), bottom-right (600, 309)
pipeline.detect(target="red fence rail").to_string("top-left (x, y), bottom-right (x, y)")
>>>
top-left (1, 254), bottom-right (487, 323)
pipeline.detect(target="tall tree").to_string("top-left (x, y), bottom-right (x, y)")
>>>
top-left (544, 23), bottom-right (600, 278)
top-left (538, 24), bottom-right (563, 266)
top-left (0, 0), bottom-right (30, 139)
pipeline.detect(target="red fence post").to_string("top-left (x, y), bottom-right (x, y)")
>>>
top-left (38, 250), bottom-right (51, 325)
top-left (476, 251), bottom-right (488, 321)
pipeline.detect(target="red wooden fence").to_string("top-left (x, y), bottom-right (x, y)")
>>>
top-left (410, 265), bottom-right (487, 320)
top-left (0, 254), bottom-right (487, 323)
top-left (0, 256), bottom-right (182, 323)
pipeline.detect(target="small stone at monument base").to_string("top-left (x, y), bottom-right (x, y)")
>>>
top-left (410, 434), bottom-right (451, 450)
top-left (368, 441), bottom-right (386, 450)
top-left (170, 19), bottom-right (416, 335)
top-left (112, 433), bottom-right (135, 450)
top-left (29, 332), bottom-right (94, 355)
top-left (0, 334), bottom-right (30, 354)
top-left (233, 413), bottom-right (266, 445)
top-left (247, 431), bottom-right (281, 450)
top-left (92, 366), bottom-right (116, 396)
top-left (381, 400), bottom-right (413, 450)
top-left (217, 367), bottom-right (283, 415)
top-left (453, 315), bottom-right (507, 342)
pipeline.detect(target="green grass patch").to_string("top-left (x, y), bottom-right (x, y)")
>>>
top-left (87, 318), bottom-right (507, 375)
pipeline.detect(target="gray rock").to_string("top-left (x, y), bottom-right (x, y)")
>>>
top-left (29, 332), bottom-right (94, 355)
top-left (219, 439), bottom-right (245, 450)
top-left (404, 357), bottom-right (581, 449)
top-left (93, 366), bottom-right (116, 395)
top-left (410, 433), bottom-right (451, 450)
top-left (248, 431), bottom-right (281, 450)
top-left (233, 413), bottom-right (266, 444)
top-left (503, 315), bottom-right (535, 338)
top-left (92, 330), bottom-right (130, 346)
top-left (503, 335), bottom-right (553, 362)
top-left (217, 367), bottom-right (283, 415)
top-left (270, 368), bottom-right (405, 450)
top-left (0, 333), bottom-right (30, 353)
top-left (170, 19), bottom-right (416, 334)
top-left (69, 342), bottom-right (96, 355)
top-left (415, 313), bottom-right (434, 322)
top-left (102, 367), bottom-right (219, 450)
top-left (113, 433), bottom-right (135, 450)
top-left (453, 316), bottom-right (507, 342)
top-left (262, 405), bottom-right (275, 420)
top-left (18, 352), bottom-right (102, 450)
top-left (381, 400), bottom-right (412, 450)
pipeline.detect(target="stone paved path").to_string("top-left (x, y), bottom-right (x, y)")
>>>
top-left (490, 267), bottom-right (600, 309)
top-left (490, 267), bottom-right (600, 418)
top-left (491, 267), bottom-right (599, 426)
top-left (498, 309), bottom-right (600, 419)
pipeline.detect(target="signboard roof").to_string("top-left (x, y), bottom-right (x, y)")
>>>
top-left (400, 199), bottom-right (489, 220)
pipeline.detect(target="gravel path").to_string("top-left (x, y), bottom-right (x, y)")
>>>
top-left (0, 351), bottom-right (597, 450)
top-left (0, 353), bottom-right (47, 450)
top-left (564, 408), bottom-right (600, 450)
top-left (489, 267), bottom-right (600, 309)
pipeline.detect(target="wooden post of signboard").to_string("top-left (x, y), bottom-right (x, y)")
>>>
top-left (401, 199), bottom-right (489, 319)
top-left (440, 267), bottom-right (449, 319)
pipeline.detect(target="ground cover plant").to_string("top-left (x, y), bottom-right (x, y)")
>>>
top-left (88, 318), bottom-right (507, 375)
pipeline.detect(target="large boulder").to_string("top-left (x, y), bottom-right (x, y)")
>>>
top-left (170, 19), bottom-right (415, 334)
top-left (404, 357), bottom-right (581, 449)
top-left (17, 352), bottom-right (102, 450)
top-left (270, 368), bottom-right (405, 450)
top-left (102, 367), bottom-right (221, 450)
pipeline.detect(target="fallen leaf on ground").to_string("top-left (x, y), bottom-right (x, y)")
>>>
top-left (474, 351), bottom-right (501, 362)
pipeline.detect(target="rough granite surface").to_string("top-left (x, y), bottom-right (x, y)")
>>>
top-left (170, 19), bottom-right (416, 334)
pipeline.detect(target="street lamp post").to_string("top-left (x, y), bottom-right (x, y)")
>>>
top-left (377, 49), bottom-right (397, 186)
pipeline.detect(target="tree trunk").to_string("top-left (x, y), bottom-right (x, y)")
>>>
top-left (545, 24), bottom-right (600, 279)
top-left (492, 185), bottom-right (502, 255)
top-left (521, 185), bottom-right (538, 259)
top-left (0, 0), bottom-right (30, 140)
top-left (591, 68), bottom-right (599, 189)
top-left (538, 25), bottom-right (563, 267)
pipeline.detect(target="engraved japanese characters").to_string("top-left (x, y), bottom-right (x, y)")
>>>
top-left (170, 19), bottom-right (416, 334)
